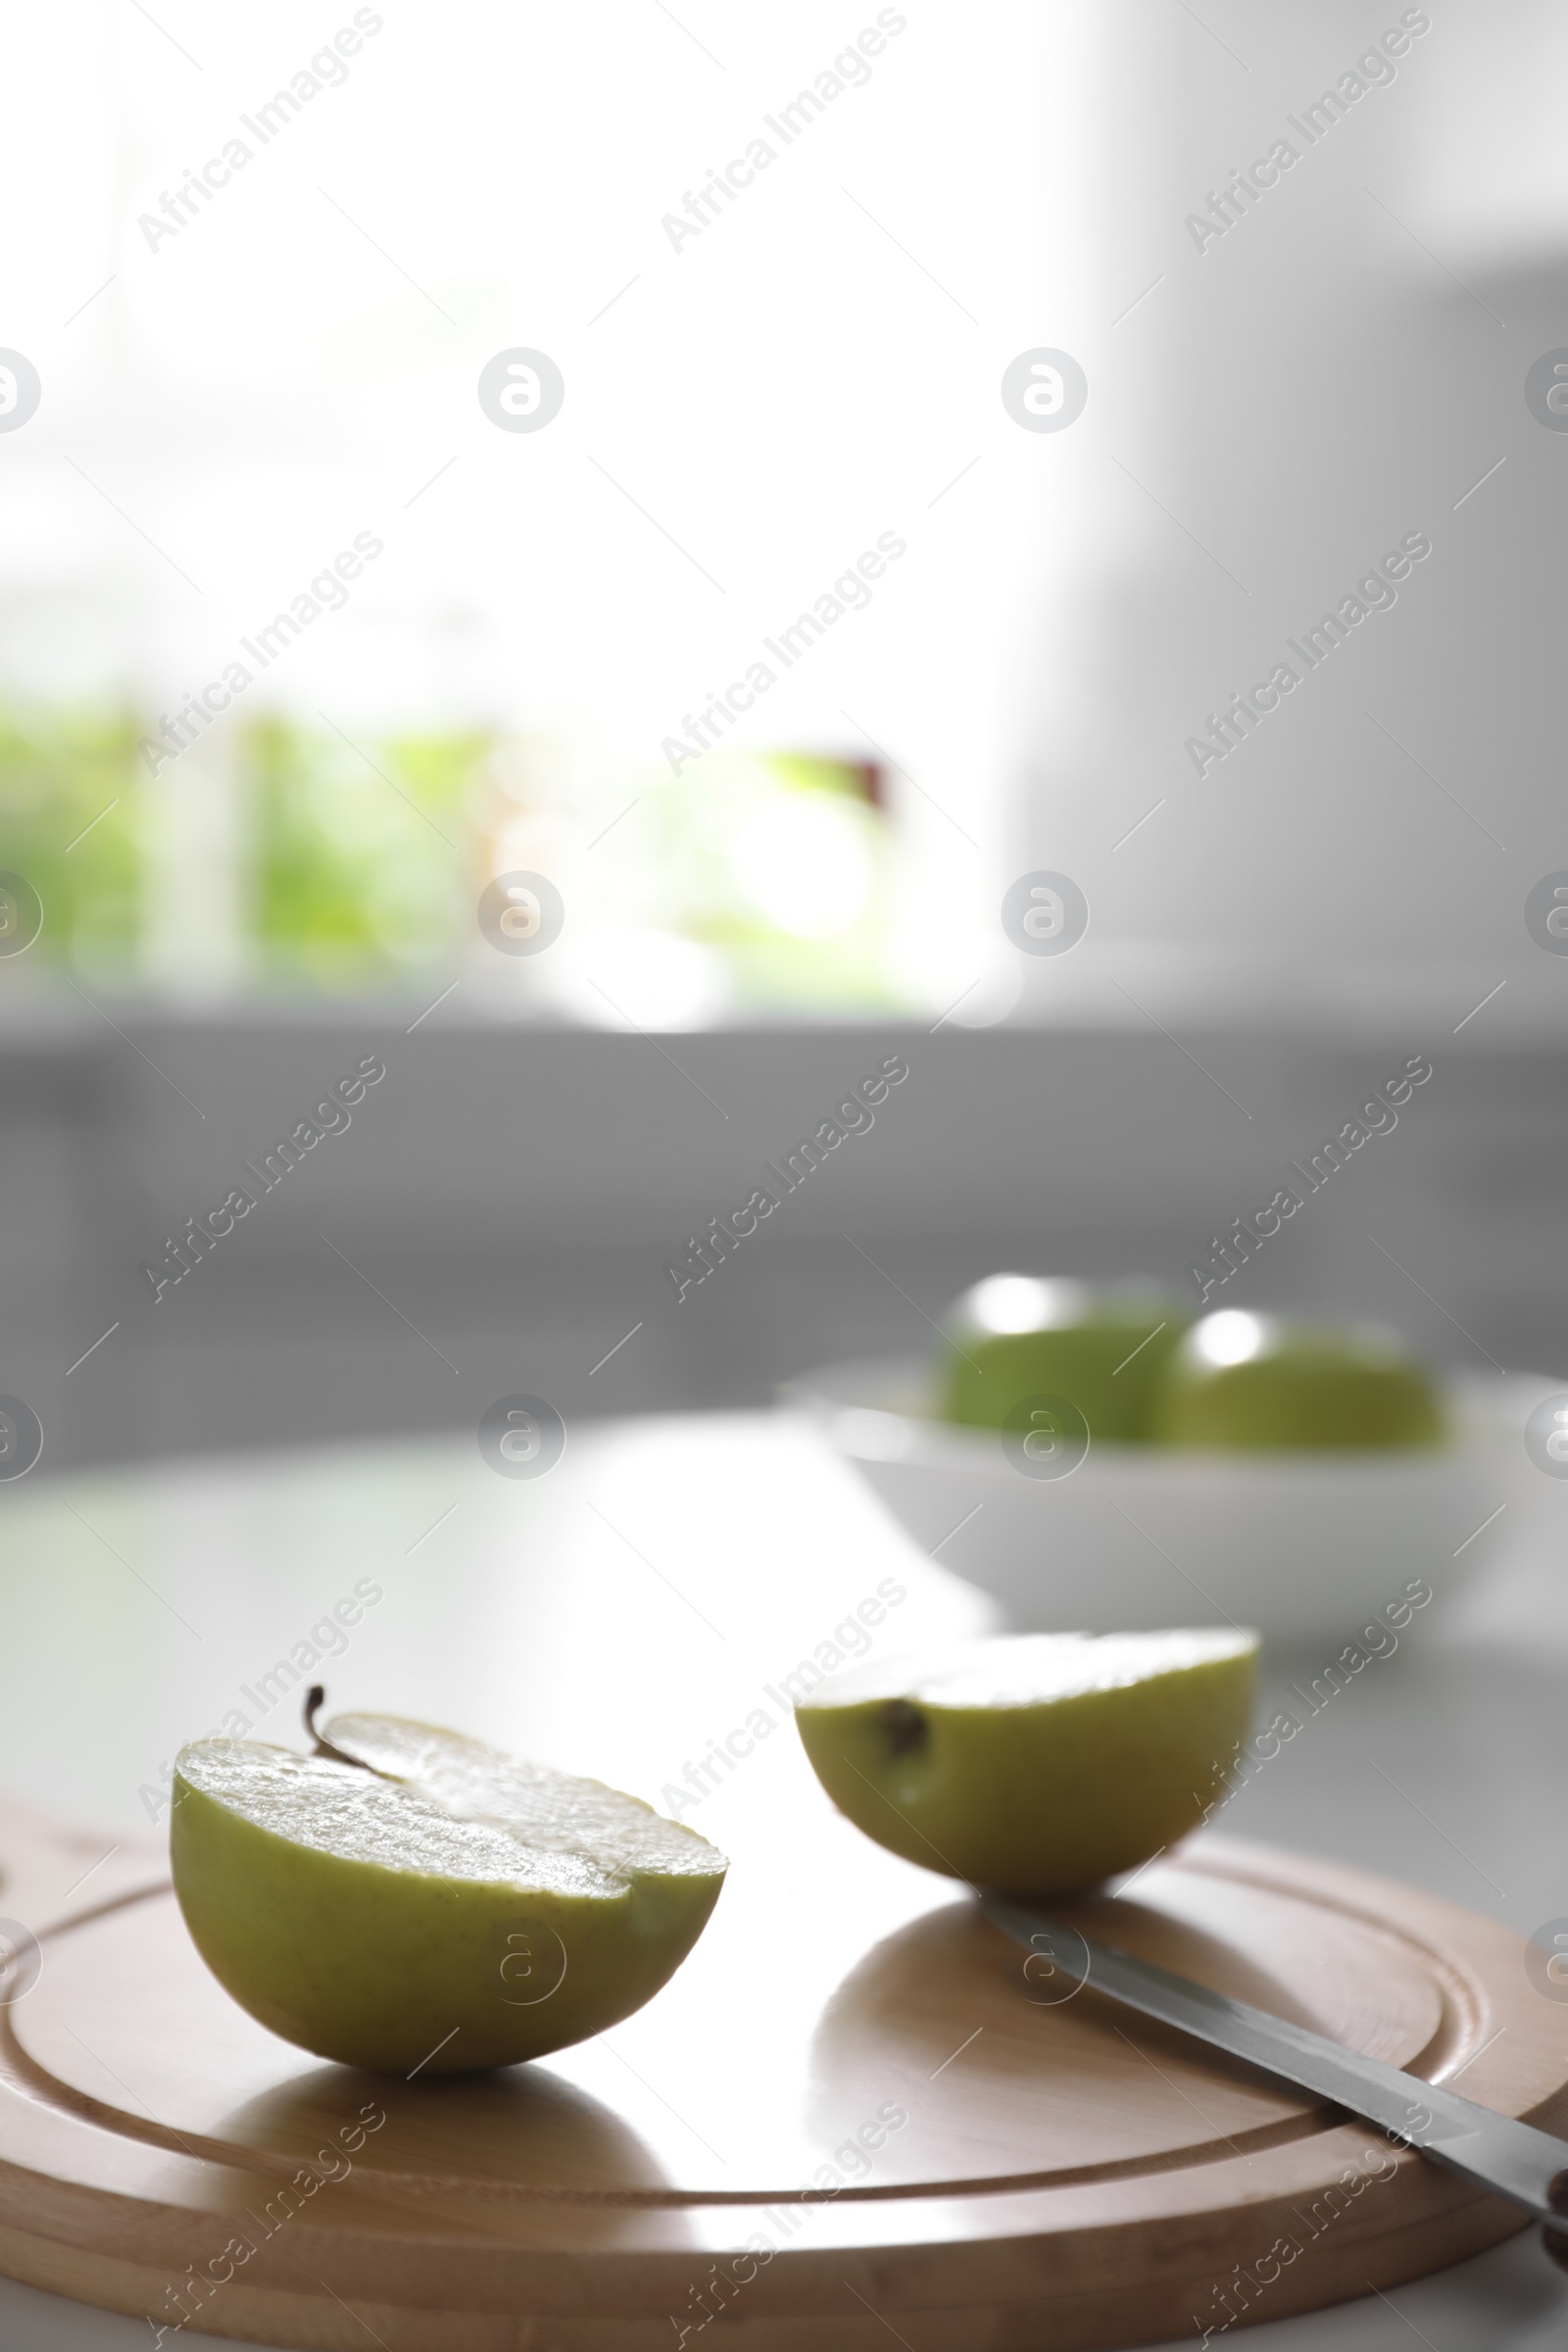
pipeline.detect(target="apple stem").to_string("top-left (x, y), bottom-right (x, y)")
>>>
top-left (304, 1685), bottom-right (374, 1772)
top-left (883, 1698), bottom-right (929, 1756)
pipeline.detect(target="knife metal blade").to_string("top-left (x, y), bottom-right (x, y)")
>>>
top-left (984, 1897), bottom-right (1568, 2232)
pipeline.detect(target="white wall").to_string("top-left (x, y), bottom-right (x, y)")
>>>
top-left (1006, 0), bottom-right (1567, 994)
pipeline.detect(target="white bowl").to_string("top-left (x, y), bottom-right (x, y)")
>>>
top-left (781, 1356), bottom-right (1526, 1649)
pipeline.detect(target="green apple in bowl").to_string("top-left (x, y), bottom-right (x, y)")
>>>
top-left (1150, 1311), bottom-right (1446, 1451)
top-left (939, 1276), bottom-right (1191, 1444)
top-left (794, 1629), bottom-right (1258, 1896)
top-left (172, 1695), bottom-right (726, 2075)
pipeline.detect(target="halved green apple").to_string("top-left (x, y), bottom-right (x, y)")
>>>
top-left (172, 1709), bottom-right (726, 2075)
top-left (1150, 1312), bottom-right (1446, 1450)
top-left (794, 1630), bottom-right (1258, 1896)
top-left (939, 1276), bottom-right (1190, 1444)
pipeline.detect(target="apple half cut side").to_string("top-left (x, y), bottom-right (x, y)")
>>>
top-left (172, 1712), bottom-right (727, 2075)
top-left (794, 1630), bottom-right (1259, 1899)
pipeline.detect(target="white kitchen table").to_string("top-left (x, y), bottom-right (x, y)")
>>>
top-left (0, 1409), bottom-right (1564, 2350)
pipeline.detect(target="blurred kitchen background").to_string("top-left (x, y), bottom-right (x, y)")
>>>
top-left (3, 0), bottom-right (1566, 1468)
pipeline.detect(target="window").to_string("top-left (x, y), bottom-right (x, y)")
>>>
top-left (0, 3), bottom-right (1071, 1022)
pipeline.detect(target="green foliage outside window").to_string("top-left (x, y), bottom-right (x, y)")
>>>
top-left (245, 718), bottom-right (480, 993)
top-left (0, 708), bottom-right (143, 973)
top-left (0, 708), bottom-right (903, 1012)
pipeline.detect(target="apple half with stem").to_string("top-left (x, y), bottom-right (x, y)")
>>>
top-left (171, 1694), bottom-right (726, 2075)
top-left (794, 1630), bottom-right (1258, 1897)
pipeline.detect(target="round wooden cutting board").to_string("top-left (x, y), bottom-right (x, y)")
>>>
top-left (0, 1805), bottom-right (1560, 2351)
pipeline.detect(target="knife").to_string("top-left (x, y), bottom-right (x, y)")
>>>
top-left (984, 1898), bottom-right (1568, 2252)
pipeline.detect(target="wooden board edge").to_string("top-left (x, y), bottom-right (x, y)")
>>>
top-left (0, 2191), bottom-right (1534, 2352)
